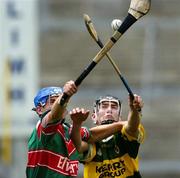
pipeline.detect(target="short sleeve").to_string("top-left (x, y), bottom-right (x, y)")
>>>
top-left (80, 127), bottom-right (91, 141)
top-left (121, 124), bottom-right (145, 143)
top-left (38, 120), bottom-right (62, 145)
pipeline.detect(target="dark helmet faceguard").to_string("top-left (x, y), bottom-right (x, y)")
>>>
top-left (93, 95), bottom-right (122, 124)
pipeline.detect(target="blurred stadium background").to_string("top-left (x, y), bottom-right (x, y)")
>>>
top-left (0, 0), bottom-right (180, 178)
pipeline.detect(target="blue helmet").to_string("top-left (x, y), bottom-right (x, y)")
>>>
top-left (33, 86), bottom-right (63, 108)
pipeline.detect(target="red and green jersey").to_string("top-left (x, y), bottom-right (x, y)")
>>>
top-left (80, 124), bottom-right (145, 178)
top-left (26, 118), bottom-right (90, 178)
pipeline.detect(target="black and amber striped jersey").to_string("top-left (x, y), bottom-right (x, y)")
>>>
top-left (80, 124), bottom-right (145, 178)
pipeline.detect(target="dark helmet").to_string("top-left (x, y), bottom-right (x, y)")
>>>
top-left (93, 95), bottom-right (122, 115)
top-left (33, 86), bottom-right (63, 109)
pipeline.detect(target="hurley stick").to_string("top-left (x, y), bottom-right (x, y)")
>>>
top-left (83, 14), bottom-right (134, 99)
top-left (60, 0), bottom-right (151, 105)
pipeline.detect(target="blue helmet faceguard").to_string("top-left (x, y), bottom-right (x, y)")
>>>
top-left (33, 86), bottom-right (63, 108)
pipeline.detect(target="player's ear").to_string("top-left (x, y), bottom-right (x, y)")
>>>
top-left (91, 112), bottom-right (97, 124)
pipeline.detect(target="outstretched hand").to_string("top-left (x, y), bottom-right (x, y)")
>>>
top-left (70, 108), bottom-right (90, 125)
top-left (128, 94), bottom-right (144, 112)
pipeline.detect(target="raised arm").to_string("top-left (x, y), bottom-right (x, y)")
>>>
top-left (42, 81), bottom-right (77, 126)
top-left (125, 94), bottom-right (144, 138)
top-left (70, 108), bottom-right (90, 153)
top-left (88, 121), bottom-right (125, 143)
top-left (70, 108), bottom-right (125, 153)
top-left (50, 81), bottom-right (77, 121)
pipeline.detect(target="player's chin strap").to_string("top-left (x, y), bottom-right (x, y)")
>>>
top-left (101, 120), bottom-right (114, 125)
top-left (40, 109), bottom-right (51, 120)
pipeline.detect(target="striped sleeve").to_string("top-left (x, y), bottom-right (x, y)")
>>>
top-left (80, 126), bottom-right (91, 141)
